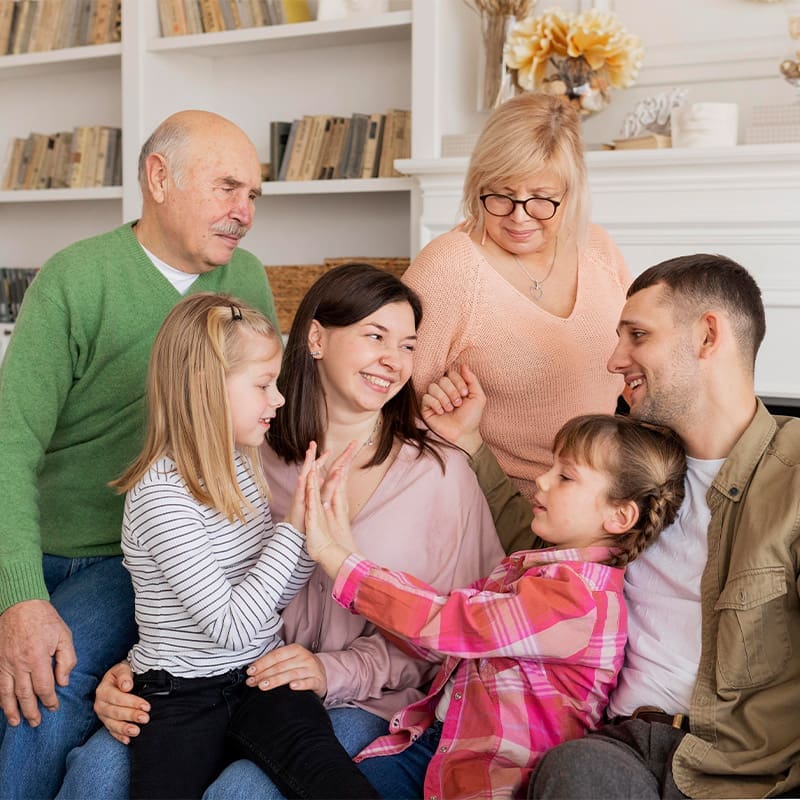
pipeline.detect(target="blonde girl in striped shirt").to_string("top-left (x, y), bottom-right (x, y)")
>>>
top-left (112, 292), bottom-right (379, 800)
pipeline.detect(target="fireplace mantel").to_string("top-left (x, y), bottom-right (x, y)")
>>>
top-left (397, 143), bottom-right (800, 401)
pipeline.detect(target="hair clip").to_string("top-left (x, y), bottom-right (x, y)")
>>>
top-left (230, 305), bottom-right (243, 320)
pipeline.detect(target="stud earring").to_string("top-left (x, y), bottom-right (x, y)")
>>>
top-left (309, 350), bottom-right (321, 359)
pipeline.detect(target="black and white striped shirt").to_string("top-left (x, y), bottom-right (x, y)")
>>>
top-left (122, 454), bottom-right (315, 677)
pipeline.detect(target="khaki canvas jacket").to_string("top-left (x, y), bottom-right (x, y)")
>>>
top-left (470, 401), bottom-right (800, 798)
top-left (673, 401), bottom-right (800, 799)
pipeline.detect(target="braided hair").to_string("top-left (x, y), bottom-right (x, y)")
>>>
top-left (553, 414), bottom-right (687, 568)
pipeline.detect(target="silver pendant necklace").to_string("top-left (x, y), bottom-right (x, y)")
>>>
top-left (512, 237), bottom-right (558, 301)
top-left (355, 416), bottom-right (381, 459)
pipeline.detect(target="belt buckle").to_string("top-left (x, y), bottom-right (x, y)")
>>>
top-left (670, 713), bottom-right (686, 730)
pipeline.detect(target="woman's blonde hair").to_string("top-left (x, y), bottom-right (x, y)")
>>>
top-left (553, 414), bottom-right (687, 568)
top-left (112, 292), bottom-right (281, 522)
top-left (461, 92), bottom-right (590, 245)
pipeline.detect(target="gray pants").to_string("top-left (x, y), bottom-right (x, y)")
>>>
top-left (528, 719), bottom-right (688, 800)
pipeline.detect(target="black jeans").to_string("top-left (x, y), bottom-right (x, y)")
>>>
top-left (226, 682), bottom-right (381, 799)
top-left (129, 667), bottom-right (250, 800)
top-left (129, 669), bottom-right (380, 800)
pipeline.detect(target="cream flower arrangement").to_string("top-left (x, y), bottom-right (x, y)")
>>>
top-left (505, 7), bottom-right (644, 114)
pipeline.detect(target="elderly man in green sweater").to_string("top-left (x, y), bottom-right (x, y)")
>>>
top-left (0, 109), bottom-right (277, 799)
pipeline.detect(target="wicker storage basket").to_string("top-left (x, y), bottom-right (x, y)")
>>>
top-left (265, 258), bottom-right (410, 333)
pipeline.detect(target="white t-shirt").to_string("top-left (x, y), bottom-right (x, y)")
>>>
top-left (142, 244), bottom-right (200, 294)
top-left (608, 456), bottom-right (725, 716)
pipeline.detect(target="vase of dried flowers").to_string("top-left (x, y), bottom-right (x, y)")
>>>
top-left (504, 8), bottom-right (643, 117)
top-left (465, 0), bottom-right (538, 110)
top-left (544, 55), bottom-right (610, 115)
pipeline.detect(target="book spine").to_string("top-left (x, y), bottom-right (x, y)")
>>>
top-left (11, 0), bottom-right (34, 55)
top-left (333, 118), bottom-right (354, 180)
top-left (360, 113), bottom-right (385, 179)
top-left (0, 0), bottom-right (15, 56)
top-left (35, 134), bottom-right (56, 189)
top-left (199, 0), bottom-right (224, 32)
top-left (277, 119), bottom-right (300, 181)
top-left (284, 116), bottom-right (311, 181)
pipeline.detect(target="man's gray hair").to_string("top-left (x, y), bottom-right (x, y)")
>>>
top-left (137, 120), bottom-right (190, 191)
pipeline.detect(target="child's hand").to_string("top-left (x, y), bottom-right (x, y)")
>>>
top-left (421, 364), bottom-right (487, 456)
top-left (318, 443), bottom-right (357, 551)
top-left (285, 442), bottom-right (329, 531)
top-left (303, 446), bottom-right (356, 577)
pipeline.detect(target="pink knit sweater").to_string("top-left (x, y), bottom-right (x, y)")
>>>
top-left (403, 225), bottom-right (631, 503)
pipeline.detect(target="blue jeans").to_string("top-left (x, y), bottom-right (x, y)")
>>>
top-left (0, 555), bottom-right (136, 800)
top-left (58, 704), bottom-right (390, 800)
top-left (356, 720), bottom-right (442, 800)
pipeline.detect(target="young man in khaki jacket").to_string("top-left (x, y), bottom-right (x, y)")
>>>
top-left (426, 253), bottom-right (800, 799)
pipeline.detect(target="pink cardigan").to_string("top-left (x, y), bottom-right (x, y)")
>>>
top-left (262, 441), bottom-right (505, 720)
top-left (403, 225), bottom-right (631, 503)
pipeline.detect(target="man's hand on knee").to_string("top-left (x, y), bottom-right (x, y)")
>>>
top-left (0, 599), bottom-right (76, 726)
top-left (95, 661), bottom-right (151, 745)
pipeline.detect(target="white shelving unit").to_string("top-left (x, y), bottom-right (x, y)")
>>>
top-left (0, 2), bottom-right (415, 269)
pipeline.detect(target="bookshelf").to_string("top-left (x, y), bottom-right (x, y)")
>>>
top-left (0, 1), bottom-right (416, 269)
top-left (147, 10), bottom-right (412, 56)
top-left (0, 40), bottom-right (120, 78)
top-left (0, 186), bottom-right (123, 203)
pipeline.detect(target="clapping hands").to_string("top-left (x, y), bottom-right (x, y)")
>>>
top-left (297, 441), bottom-right (359, 578)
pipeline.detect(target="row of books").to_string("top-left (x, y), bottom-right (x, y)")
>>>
top-left (270, 109), bottom-right (411, 182)
top-left (1, 126), bottom-right (122, 191)
top-left (0, 267), bottom-right (36, 323)
top-left (158, 0), bottom-right (310, 36)
top-left (0, 0), bottom-right (121, 57)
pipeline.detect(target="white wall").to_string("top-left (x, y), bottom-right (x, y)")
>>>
top-left (423, 0), bottom-right (797, 149)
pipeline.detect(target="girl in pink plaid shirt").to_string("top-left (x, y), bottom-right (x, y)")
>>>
top-left (300, 413), bottom-right (686, 800)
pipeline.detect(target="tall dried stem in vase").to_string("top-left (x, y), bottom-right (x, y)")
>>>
top-left (464, 0), bottom-right (537, 109)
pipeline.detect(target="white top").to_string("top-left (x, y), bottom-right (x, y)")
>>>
top-left (122, 453), bottom-right (315, 677)
top-left (608, 456), bottom-right (724, 716)
top-left (141, 244), bottom-right (200, 294)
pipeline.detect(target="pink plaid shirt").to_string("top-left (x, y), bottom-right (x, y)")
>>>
top-left (333, 546), bottom-right (627, 800)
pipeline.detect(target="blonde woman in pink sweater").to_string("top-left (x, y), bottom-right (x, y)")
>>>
top-left (404, 93), bottom-right (631, 504)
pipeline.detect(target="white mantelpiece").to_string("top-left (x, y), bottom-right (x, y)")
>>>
top-left (397, 143), bottom-right (800, 402)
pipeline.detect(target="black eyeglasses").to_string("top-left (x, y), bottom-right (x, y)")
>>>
top-left (480, 193), bottom-right (562, 221)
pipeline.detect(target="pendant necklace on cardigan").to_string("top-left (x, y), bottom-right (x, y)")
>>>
top-left (355, 416), bottom-right (381, 460)
top-left (347, 416), bottom-right (384, 516)
top-left (512, 237), bottom-right (558, 301)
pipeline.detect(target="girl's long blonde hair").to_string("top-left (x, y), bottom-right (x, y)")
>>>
top-left (112, 292), bottom-right (281, 522)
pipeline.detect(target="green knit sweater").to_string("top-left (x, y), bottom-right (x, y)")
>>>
top-left (0, 222), bottom-right (277, 612)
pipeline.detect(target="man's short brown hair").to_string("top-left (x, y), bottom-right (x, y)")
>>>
top-left (629, 254), bottom-right (766, 369)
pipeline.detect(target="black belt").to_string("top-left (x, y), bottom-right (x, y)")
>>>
top-left (614, 706), bottom-right (690, 731)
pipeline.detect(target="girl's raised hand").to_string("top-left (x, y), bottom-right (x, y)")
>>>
top-left (303, 444), bottom-right (356, 577)
top-left (319, 442), bottom-right (357, 547)
top-left (285, 441), bottom-right (329, 531)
